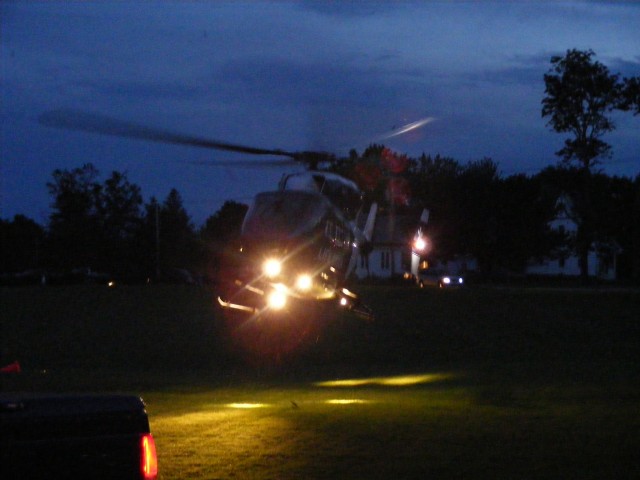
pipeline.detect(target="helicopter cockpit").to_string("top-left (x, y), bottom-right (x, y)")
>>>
top-left (279, 172), bottom-right (363, 220)
top-left (241, 190), bottom-right (328, 241)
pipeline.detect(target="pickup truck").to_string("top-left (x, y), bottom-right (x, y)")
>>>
top-left (1, 392), bottom-right (157, 480)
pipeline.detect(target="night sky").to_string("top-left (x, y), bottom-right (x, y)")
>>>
top-left (2, 1), bottom-right (639, 226)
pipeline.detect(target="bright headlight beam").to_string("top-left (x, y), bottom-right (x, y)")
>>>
top-left (263, 258), bottom-right (282, 277)
top-left (296, 274), bottom-right (312, 291)
top-left (266, 288), bottom-right (287, 310)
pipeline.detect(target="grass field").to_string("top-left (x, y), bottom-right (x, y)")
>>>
top-left (2, 284), bottom-right (639, 478)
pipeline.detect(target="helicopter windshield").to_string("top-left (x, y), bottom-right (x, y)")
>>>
top-left (281, 172), bottom-right (362, 220)
top-left (241, 191), bottom-right (328, 240)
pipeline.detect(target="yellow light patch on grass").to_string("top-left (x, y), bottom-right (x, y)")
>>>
top-left (325, 399), bottom-right (371, 405)
top-left (314, 372), bottom-right (454, 388)
top-left (151, 406), bottom-right (305, 479)
top-left (226, 402), bottom-right (269, 409)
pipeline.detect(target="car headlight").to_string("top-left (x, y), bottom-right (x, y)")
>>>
top-left (263, 258), bottom-right (282, 278)
top-left (442, 277), bottom-right (451, 284)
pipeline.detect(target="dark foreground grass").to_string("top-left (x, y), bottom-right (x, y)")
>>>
top-left (2, 284), bottom-right (640, 478)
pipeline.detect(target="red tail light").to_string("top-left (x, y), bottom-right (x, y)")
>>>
top-left (140, 433), bottom-right (158, 480)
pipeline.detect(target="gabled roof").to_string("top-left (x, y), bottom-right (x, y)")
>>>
top-left (371, 213), bottom-right (418, 245)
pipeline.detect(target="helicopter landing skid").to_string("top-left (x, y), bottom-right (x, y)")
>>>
top-left (217, 286), bottom-right (374, 322)
top-left (217, 296), bottom-right (259, 314)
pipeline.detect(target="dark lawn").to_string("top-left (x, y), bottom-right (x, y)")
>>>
top-left (2, 284), bottom-right (639, 478)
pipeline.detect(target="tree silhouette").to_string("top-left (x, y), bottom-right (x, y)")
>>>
top-left (542, 49), bottom-right (623, 170)
top-left (98, 171), bottom-right (143, 277)
top-left (620, 77), bottom-right (640, 115)
top-left (157, 189), bottom-right (199, 278)
top-left (200, 200), bottom-right (248, 282)
top-left (542, 49), bottom-right (632, 280)
top-left (46, 164), bottom-right (144, 278)
top-left (0, 215), bottom-right (46, 274)
top-left (47, 163), bottom-right (103, 270)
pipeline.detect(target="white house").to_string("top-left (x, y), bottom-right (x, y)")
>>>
top-left (525, 194), bottom-right (621, 280)
top-left (354, 211), bottom-right (421, 279)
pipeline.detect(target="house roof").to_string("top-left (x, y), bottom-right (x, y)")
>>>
top-left (371, 212), bottom-right (419, 245)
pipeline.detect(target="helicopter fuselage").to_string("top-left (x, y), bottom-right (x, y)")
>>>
top-left (217, 189), bottom-right (371, 319)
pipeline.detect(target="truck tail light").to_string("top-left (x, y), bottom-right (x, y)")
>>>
top-left (140, 433), bottom-right (158, 480)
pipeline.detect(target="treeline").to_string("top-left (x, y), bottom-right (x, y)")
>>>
top-left (2, 154), bottom-right (639, 284)
top-left (1, 163), bottom-right (248, 284)
top-left (330, 147), bottom-right (640, 280)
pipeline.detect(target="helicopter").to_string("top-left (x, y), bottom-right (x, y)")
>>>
top-left (39, 109), bottom-right (379, 321)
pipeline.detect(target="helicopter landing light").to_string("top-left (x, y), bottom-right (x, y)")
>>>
top-left (341, 288), bottom-right (357, 298)
top-left (266, 287), bottom-right (287, 310)
top-left (295, 274), bottom-right (313, 291)
top-left (263, 258), bottom-right (282, 278)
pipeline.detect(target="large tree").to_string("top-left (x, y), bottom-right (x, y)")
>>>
top-left (542, 49), bottom-right (624, 170)
top-left (47, 163), bottom-right (103, 269)
top-left (542, 49), bottom-right (627, 280)
top-left (456, 158), bottom-right (501, 273)
top-left (620, 77), bottom-right (640, 115)
top-left (157, 189), bottom-right (199, 278)
top-left (46, 164), bottom-right (145, 276)
top-left (98, 171), bottom-right (143, 277)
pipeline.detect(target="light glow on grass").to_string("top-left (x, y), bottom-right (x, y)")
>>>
top-left (325, 399), bottom-right (370, 405)
top-left (226, 402), bottom-right (269, 409)
top-left (314, 373), bottom-right (453, 388)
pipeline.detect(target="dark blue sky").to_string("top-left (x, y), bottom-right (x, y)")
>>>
top-left (2, 1), bottom-right (639, 226)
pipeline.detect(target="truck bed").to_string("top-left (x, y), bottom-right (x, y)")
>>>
top-left (1, 393), bottom-right (156, 480)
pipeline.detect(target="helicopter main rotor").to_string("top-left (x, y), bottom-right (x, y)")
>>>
top-left (38, 108), bottom-right (336, 170)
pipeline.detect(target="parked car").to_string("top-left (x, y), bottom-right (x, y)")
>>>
top-left (417, 269), bottom-right (464, 288)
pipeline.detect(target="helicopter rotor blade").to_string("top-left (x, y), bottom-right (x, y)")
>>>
top-left (183, 158), bottom-right (298, 168)
top-left (38, 108), bottom-right (298, 158)
top-left (376, 116), bottom-right (436, 141)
